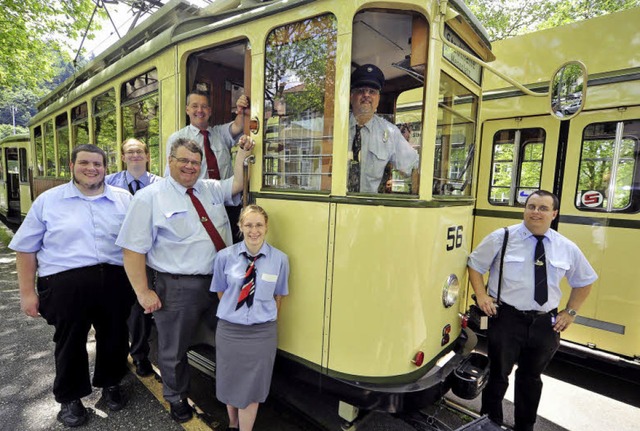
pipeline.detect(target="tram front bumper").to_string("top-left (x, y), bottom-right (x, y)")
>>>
top-left (330, 328), bottom-right (484, 413)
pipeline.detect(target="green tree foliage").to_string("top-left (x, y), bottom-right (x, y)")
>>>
top-left (468, 0), bottom-right (640, 40)
top-left (0, 0), bottom-right (100, 89)
top-left (0, 124), bottom-right (28, 140)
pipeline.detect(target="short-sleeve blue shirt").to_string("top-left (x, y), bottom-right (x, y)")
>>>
top-left (116, 176), bottom-right (240, 275)
top-left (9, 181), bottom-right (132, 276)
top-left (468, 222), bottom-right (598, 312)
top-left (211, 241), bottom-right (289, 325)
top-left (105, 170), bottom-right (162, 192)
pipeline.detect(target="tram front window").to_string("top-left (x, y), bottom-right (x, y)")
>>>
top-left (433, 72), bottom-right (477, 197)
top-left (348, 10), bottom-right (426, 196)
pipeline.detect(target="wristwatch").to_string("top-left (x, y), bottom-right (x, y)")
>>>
top-left (565, 308), bottom-right (577, 317)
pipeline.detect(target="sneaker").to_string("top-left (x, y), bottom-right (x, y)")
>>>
top-left (57, 399), bottom-right (88, 427)
top-left (134, 358), bottom-right (153, 377)
top-left (169, 399), bottom-right (193, 423)
top-left (102, 385), bottom-right (126, 411)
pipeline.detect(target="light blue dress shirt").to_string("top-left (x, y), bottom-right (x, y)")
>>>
top-left (348, 113), bottom-right (419, 193)
top-left (116, 176), bottom-right (240, 275)
top-left (211, 241), bottom-right (289, 325)
top-left (9, 181), bottom-right (132, 276)
top-left (163, 123), bottom-right (237, 180)
top-left (468, 222), bottom-right (598, 312)
top-left (105, 170), bottom-right (162, 192)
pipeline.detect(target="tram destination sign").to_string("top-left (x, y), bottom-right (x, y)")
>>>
top-left (442, 25), bottom-right (482, 85)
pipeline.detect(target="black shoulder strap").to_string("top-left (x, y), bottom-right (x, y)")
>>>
top-left (496, 227), bottom-right (509, 304)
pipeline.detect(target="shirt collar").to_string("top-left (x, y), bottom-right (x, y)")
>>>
top-left (168, 175), bottom-right (204, 195)
top-left (237, 241), bottom-right (270, 258)
top-left (519, 222), bottom-right (550, 241)
top-left (63, 180), bottom-right (115, 201)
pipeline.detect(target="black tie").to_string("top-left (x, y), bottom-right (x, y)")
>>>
top-left (348, 126), bottom-right (362, 192)
top-left (129, 179), bottom-right (142, 195)
top-left (534, 235), bottom-right (548, 305)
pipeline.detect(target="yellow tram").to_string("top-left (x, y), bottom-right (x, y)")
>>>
top-left (24, 0), bottom-right (499, 421)
top-left (473, 7), bottom-right (640, 367)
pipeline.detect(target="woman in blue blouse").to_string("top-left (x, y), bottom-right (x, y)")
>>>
top-left (211, 205), bottom-right (289, 431)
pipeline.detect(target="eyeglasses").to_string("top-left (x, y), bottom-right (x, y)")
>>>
top-left (171, 156), bottom-right (200, 167)
top-left (124, 150), bottom-right (145, 155)
top-left (525, 204), bottom-right (552, 213)
top-left (352, 87), bottom-right (380, 96)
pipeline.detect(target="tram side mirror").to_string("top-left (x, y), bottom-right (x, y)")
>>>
top-left (550, 61), bottom-right (587, 120)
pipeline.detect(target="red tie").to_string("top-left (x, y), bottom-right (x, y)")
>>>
top-left (186, 188), bottom-right (227, 252)
top-left (200, 129), bottom-right (221, 180)
top-left (236, 252), bottom-right (262, 310)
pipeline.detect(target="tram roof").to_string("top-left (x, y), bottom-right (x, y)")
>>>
top-left (33, 0), bottom-right (493, 124)
top-left (0, 134), bottom-right (29, 145)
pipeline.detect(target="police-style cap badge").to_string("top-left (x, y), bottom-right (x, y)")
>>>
top-left (351, 64), bottom-right (385, 91)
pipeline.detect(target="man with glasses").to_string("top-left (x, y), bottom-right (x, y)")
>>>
top-left (467, 189), bottom-right (597, 431)
top-left (348, 64), bottom-right (419, 193)
top-left (116, 136), bottom-right (254, 423)
top-left (165, 91), bottom-right (249, 239)
top-left (106, 138), bottom-right (162, 378)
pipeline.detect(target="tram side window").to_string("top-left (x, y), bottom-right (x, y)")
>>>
top-left (56, 113), bottom-right (70, 178)
top-left (488, 128), bottom-right (545, 206)
top-left (72, 103), bottom-right (89, 147)
top-left (576, 120), bottom-right (640, 212)
top-left (433, 72), bottom-right (478, 197)
top-left (93, 89), bottom-right (118, 173)
top-left (263, 14), bottom-right (337, 192)
top-left (121, 69), bottom-right (160, 174)
top-left (19, 148), bottom-right (28, 183)
top-left (34, 126), bottom-right (44, 176)
top-left (44, 121), bottom-right (55, 177)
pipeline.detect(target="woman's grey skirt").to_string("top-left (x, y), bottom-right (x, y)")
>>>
top-left (215, 319), bottom-right (278, 409)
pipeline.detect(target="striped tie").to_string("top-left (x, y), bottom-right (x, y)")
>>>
top-left (236, 252), bottom-right (262, 310)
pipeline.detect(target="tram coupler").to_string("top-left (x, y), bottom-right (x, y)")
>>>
top-left (339, 401), bottom-right (370, 430)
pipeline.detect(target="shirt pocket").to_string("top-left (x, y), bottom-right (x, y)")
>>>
top-left (164, 211), bottom-right (192, 240)
top-left (501, 254), bottom-right (525, 284)
top-left (363, 144), bottom-right (390, 185)
top-left (548, 259), bottom-right (570, 286)
top-left (255, 280), bottom-right (277, 301)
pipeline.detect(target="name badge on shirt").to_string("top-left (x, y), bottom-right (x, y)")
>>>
top-left (261, 273), bottom-right (278, 282)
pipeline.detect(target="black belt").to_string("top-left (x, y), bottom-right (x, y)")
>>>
top-left (501, 302), bottom-right (557, 316)
top-left (148, 267), bottom-right (212, 280)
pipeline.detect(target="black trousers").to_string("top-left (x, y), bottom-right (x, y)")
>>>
top-left (481, 303), bottom-right (560, 431)
top-left (37, 264), bottom-right (135, 403)
top-left (128, 302), bottom-right (152, 362)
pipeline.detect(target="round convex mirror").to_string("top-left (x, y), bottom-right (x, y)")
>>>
top-left (550, 61), bottom-right (587, 120)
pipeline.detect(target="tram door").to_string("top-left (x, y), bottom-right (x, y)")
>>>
top-left (555, 107), bottom-right (640, 359)
top-left (471, 115), bottom-right (561, 259)
top-left (4, 148), bottom-right (21, 219)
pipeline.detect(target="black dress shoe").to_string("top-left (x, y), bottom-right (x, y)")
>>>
top-left (57, 399), bottom-right (88, 427)
top-left (134, 358), bottom-right (153, 377)
top-left (169, 399), bottom-right (193, 423)
top-left (227, 427), bottom-right (240, 431)
top-left (102, 385), bottom-right (126, 411)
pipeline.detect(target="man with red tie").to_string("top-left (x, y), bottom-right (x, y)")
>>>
top-left (117, 137), bottom-right (254, 423)
top-left (164, 91), bottom-right (248, 180)
top-left (164, 91), bottom-right (249, 240)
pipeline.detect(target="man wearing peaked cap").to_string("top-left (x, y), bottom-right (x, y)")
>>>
top-left (348, 64), bottom-right (419, 193)
top-left (350, 63), bottom-right (385, 90)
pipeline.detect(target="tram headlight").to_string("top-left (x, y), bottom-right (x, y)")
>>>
top-left (442, 274), bottom-right (460, 308)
